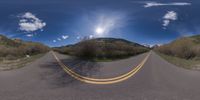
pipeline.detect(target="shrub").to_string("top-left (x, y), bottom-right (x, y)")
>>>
top-left (74, 40), bottom-right (98, 59)
top-left (57, 38), bottom-right (150, 60)
top-left (156, 38), bottom-right (198, 59)
top-left (0, 42), bottom-right (49, 60)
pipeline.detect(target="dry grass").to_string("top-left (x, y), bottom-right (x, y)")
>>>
top-left (157, 52), bottom-right (200, 70)
top-left (0, 35), bottom-right (49, 60)
top-left (155, 37), bottom-right (200, 59)
top-left (0, 54), bottom-right (45, 71)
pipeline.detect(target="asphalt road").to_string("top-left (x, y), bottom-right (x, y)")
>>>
top-left (0, 51), bottom-right (200, 100)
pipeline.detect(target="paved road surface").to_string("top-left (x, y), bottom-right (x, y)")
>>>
top-left (0, 51), bottom-right (200, 100)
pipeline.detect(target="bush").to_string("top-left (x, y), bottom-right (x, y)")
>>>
top-left (0, 42), bottom-right (49, 60)
top-left (156, 38), bottom-right (198, 59)
top-left (74, 40), bottom-right (98, 59)
top-left (56, 38), bottom-right (150, 60)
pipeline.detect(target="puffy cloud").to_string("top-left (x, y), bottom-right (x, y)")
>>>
top-left (143, 2), bottom-right (191, 8)
top-left (62, 35), bottom-right (69, 39)
top-left (163, 20), bottom-right (170, 27)
top-left (162, 11), bottom-right (178, 28)
top-left (163, 11), bottom-right (177, 20)
top-left (18, 12), bottom-right (46, 32)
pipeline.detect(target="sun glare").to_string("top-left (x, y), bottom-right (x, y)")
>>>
top-left (95, 27), bottom-right (104, 35)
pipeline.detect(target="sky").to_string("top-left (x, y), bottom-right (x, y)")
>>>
top-left (0, 0), bottom-right (199, 47)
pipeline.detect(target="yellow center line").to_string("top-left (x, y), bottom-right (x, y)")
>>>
top-left (52, 51), bottom-right (150, 84)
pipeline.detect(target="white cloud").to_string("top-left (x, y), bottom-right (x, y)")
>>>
top-left (77, 36), bottom-right (81, 40)
top-left (57, 38), bottom-right (62, 41)
top-left (163, 20), bottom-right (170, 27)
top-left (143, 2), bottom-right (191, 8)
top-left (163, 11), bottom-right (177, 20)
top-left (62, 35), bottom-right (69, 40)
top-left (26, 34), bottom-right (34, 37)
top-left (53, 40), bottom-right (57, 43)
top-left (162, 11), bottom-right (178, 28)
top-left (18, 12), bottom-right (46, 32)
top-left (53, 35), bottom-right (69, 43)
top-left (89, 35), bottom-right (94, 39)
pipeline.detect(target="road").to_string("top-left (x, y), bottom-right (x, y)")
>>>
top-left (0, 51), bottom-right (200, 100)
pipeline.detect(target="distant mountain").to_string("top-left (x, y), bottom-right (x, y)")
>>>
top-left (155, 35), bottom-right (200, 59)
top-left (54, 38), bottom-right (150, 59)
top-left (0, 35), bottom-right (49, 60)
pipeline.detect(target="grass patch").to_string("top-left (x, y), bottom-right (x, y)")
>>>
top-left (156, 52), bottom-right (200, 70)
top-left (0, 53), bottom-right (45, 71)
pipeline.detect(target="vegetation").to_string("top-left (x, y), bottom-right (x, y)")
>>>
top-left (54, 38), bottom-right (150, 60)
top-left (155, 35), bottom-right (200, 69)
top-left (0, 35), bottom-right (49, 60)
top-left (155, 35), bottom-right (200, 59)
top-left (0, 54), bottom-right (45, 71)
top-left (157, 52), bottom-right (200, 70)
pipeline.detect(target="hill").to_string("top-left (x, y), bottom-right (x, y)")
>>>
top-left (0, 35), bottom-right (49, 60)
top-left (155, 35), bottom-right (200, 59)
top-left (54, 38), bottom-right (150, 60)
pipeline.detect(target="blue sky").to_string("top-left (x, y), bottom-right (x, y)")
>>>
top-left (0, 0), bottom-right (199, 47)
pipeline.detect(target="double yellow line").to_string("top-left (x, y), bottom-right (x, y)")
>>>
top-left (52, 51), bottom-right (150, 85)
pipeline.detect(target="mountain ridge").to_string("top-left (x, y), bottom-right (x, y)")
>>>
top-left (54, 37), bottom-right (150, 60)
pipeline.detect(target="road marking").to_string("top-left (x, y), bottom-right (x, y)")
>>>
top-left (52, 51), bottom-right (150, 84)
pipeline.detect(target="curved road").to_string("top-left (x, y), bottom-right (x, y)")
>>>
top-left (0, 51), bottom-right (200, 100)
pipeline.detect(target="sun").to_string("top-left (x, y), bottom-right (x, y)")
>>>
top-left (95, 27), bottom-right (104, 35)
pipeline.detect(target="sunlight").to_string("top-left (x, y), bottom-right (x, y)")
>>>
top-left (95, 27), bottom-right (105, 35)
